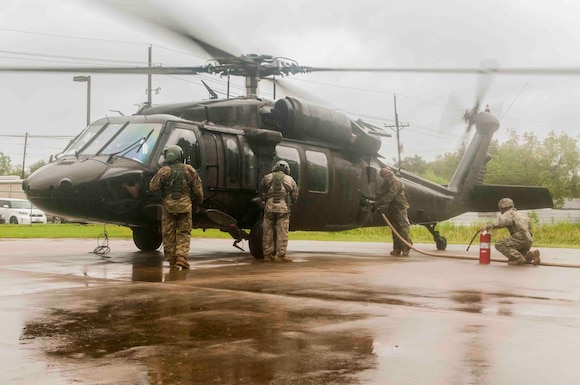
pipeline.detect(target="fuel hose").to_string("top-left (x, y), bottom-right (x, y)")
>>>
top-left (381, 213), bottom-right (580, 268)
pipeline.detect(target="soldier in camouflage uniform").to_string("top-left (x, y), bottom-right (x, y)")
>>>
top-left (261, 160), bottom-right (298, 263)
top-left (481, 198), bottom-right (541, 266)
top-left (149, 145), bottom-right (204, 269)
top-left (375, 167), bottom-right (412, 256)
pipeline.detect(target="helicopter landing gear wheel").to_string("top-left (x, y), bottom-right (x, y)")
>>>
top-left (422, 223), bottom-right (448, 251)
top-left (436, 236), bottom-right (447, 251)
top-left (249, 221), bottom-right (264, 259)
top-left (132, 227), bottom-right (162, 251)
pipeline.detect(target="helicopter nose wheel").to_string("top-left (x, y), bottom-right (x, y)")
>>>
top-left (131, 227), bottom-right (163, 251)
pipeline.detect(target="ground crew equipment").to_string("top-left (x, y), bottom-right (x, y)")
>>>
top-left (479, 230), bottom-right (491, 264)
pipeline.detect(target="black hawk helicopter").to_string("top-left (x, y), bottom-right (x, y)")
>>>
top-left (0, 3), bottom-right (555, 257)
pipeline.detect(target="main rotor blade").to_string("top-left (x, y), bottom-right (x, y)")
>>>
top-left (307, 66), bottom-right (580, 75)
top-left (99, 0), bottom-right (241, 63)
top-left (0, 66), bottom-right (208, 75)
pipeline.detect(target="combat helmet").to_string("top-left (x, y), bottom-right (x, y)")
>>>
top-left (164, 145), bottom-right (183, 163)
top-left (498, 197), bottom-right (514, 210)
top-left (273, 160), bottom-right (290, 175)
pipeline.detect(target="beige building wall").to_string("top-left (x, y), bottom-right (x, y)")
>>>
top-left (0, 176), bottom-right (26, 199)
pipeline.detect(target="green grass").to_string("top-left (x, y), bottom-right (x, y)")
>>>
top-left (1, 222), bottom-right (579, 247)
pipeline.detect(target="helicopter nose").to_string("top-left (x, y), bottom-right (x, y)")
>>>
top-left (475, 111), bottom-right (500, 133)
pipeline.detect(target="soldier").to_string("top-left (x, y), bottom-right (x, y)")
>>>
top-left (375, 167), bottom-right (412, 256)
top-left (261, 160), bottom-right (298, 263)
top-left (149, 145), bottom-right (204, 269)
top-left (481, 198), bottom-right (541, 266)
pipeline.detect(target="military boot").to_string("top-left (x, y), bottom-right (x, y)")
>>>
top-left (276, 255), bottom-right (293, 263)
top-left (526, 250), bottom-right (541, 265)
top-left (508, 256), bottom-right (526, 265)
top-left (167, 255), bottom-right (177, 267)
top-left (390, 250), bottom-right (401, 257)
top-left (401, 250), bottom-right (410, 257)
top-left (176, 256), bottom-right (190, 269)
top-left (263, 255), bottom-right (276, 262)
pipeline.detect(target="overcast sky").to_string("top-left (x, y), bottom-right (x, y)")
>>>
top-left (1, 0), bottom-right (579, 168)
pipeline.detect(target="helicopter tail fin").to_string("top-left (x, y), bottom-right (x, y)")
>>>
top-left (447, 111), bottom-right (553, 214)
top-left (447, 111), bottom-right (498, 195)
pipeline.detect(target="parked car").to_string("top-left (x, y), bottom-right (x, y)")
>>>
top-left (0, 198), bottom-right (47, 224)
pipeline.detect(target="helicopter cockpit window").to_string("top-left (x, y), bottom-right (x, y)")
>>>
top-left (225, 137), bottom-right (240, 184)
top-left (162, 128), bottom-right (201, 169)
top-left (274, 145), bottom-right (300, 186)
top-left (62, 122), bottom-right (106, 156)
top-left (98, 122), bottom-right (162, 163)
top-left (305, 150), bottom-right (328, 193)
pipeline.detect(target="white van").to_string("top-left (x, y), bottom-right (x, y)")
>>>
top-left (0, 198), bottom-right (47, 224)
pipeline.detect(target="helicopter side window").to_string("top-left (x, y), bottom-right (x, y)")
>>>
top-left (161, 128), bottom-right (201, 169)
top-left (242, 141), bottom-right (256, 187)
top-left (305, 150), bottom-right (328, 193)
top-left (225, 137), bottom-right (240, 184)
top-left (274, 145), bottom-right (300, 186)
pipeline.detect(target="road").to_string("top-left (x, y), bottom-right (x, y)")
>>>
top-left (1, 238), bottom-right (580, 385)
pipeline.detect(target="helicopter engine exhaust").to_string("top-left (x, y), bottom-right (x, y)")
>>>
top-left (272, 96), bottom-right (381, 155)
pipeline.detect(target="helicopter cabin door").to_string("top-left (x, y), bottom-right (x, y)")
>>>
top-left (161, 124), bottom-right (202, 170)
top-left (201, 132), bottom-right (220, 196)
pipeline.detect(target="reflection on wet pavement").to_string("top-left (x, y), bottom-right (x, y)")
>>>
top-left (4, 239), bottom-right (580, 384)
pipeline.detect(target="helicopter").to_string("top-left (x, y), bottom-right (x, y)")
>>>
top-left (0, 3), bottom-right (555, 258)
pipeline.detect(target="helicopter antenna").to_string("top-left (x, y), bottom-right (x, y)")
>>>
top-left (201, 80), bottom-right (218, 99)
top-left (500, 82), bottom-right (529, 120)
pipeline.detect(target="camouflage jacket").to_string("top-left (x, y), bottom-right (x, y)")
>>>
top-left (149, 163), bottom-right (204, 214)
top-left (261, 171), bottom-right (298, 214)
top-left (487, 208), bottom-right (533, 243)
top-left (376, 177), bottom-right (410, 210)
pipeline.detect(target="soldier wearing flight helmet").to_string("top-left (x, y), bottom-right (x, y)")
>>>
top-left (481, 198), bottom-right (541, 266)
top-left (261, 160), bottom-right (298, 263)
top-left (149, 145), bottom-right (204, 269)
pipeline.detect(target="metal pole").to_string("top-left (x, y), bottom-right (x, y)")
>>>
top-left (394, 94), bottom-right (401, 167)
top-left (86, 76), bottom-right (91, 126)
top-left (21, 132), bottom-right (28, 179)
top-left (147, 45), bottom-right (152, 106)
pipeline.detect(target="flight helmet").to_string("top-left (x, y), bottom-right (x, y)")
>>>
top-left (498, 198), bottom-right (514, 210)
top-left (273, 160), bottom-right (291, 175)
top-left (164, 145), bottom-right (183, 163)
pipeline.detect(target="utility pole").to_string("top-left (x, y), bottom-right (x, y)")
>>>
top-left (384, 94), bottom-right (409, 168)
top-left (21, 132), bottom-right (28, 179)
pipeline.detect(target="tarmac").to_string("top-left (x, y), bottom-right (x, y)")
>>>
top-left (1, 237), bottom-right (580, 385)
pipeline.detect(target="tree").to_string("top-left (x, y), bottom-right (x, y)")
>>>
top-left (400, 155), bottom-right (429, 175)
top-left (0, 152), bottom-right (11, 175)
top-left (484, 129), bottom-right (579, 207)
top-left (428, 142), bottom-right (467, 183)
top-left (27, 160), bottom-right (47, 177)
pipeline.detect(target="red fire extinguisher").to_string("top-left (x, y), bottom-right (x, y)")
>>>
top-left (479, 230), bottom-right (491, 264)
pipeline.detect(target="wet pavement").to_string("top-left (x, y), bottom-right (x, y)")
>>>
top-left (1, 238), bottom-right (580, 384)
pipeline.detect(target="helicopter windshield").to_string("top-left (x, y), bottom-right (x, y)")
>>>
top-left (63, 121), bottom-right (162, 163)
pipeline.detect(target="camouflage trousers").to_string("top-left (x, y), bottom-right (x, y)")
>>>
top-left (386, 206), bottom-right (412, 252)
top-left (262, 211), bottom-right (290, 258)
top-left (161, 206), bottom-right (192, 263)
top-left (495, 235), bottom-right (532, 262)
